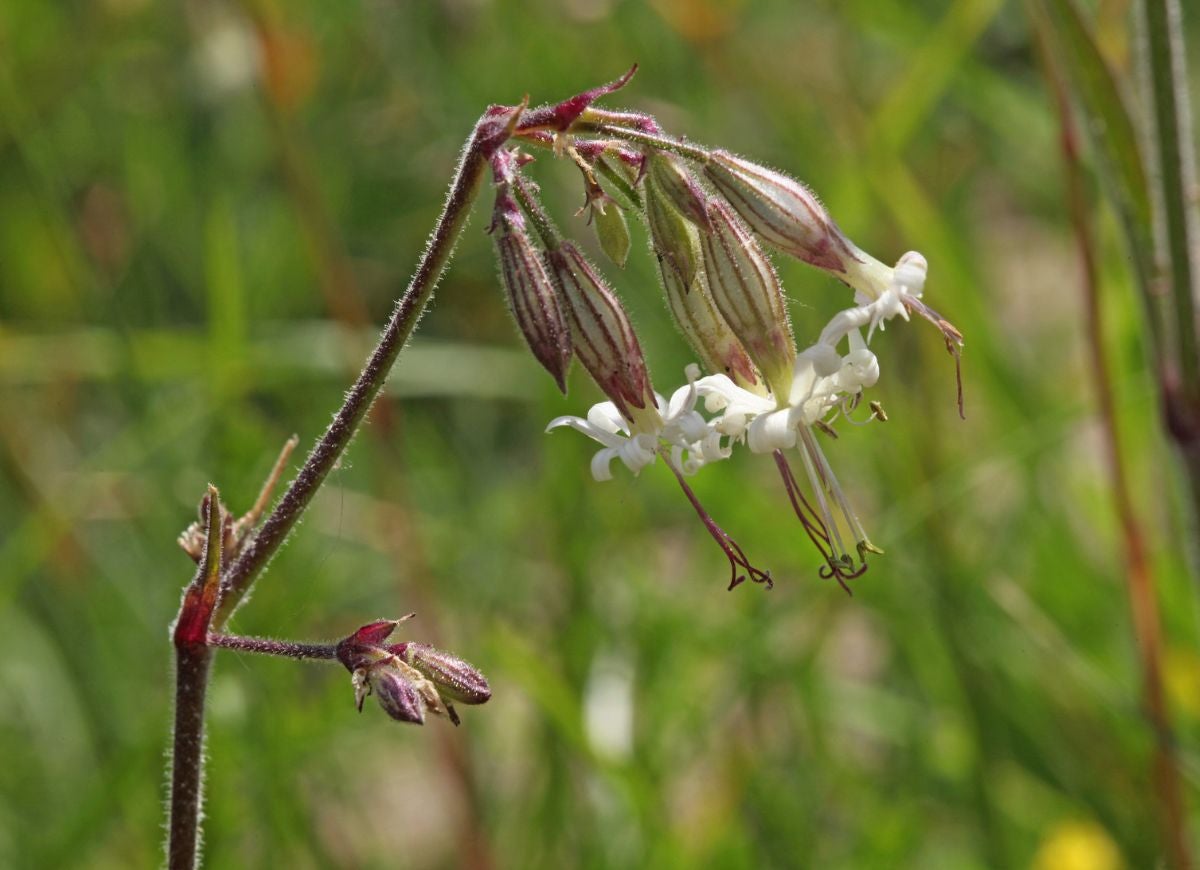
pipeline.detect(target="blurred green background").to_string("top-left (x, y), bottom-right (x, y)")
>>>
top-left (2, 0), bottom-right (1199, 867)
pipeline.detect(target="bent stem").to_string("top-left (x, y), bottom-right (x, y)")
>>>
top-left (165, 106), bottom-right (512, 870)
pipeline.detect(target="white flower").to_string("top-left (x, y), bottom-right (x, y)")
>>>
top-left (693, 253), bottom-right (927, 585)
top-left (547, 364), bottom-right (730, 481)
top-left (842, 250), bottom-right (928, 341)
top-left (697, 329), bottom-right (881, 455)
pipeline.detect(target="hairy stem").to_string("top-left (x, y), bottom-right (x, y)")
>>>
top-left (215, 112), bottom-right (507, 625)
top-left (207, 634), bottom-right (338, 660)
top-left (570, 122), bottom-right (711, 163)
top-left (165, 105), bottom-right (514, 868)
top-left (169, 647), bottom-right (212, 870)
top-left (168, 487), bottom-right (223, 870)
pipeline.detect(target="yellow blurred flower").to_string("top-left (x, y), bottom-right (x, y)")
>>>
top-left (1164, 647), bottom-right (1200, 721)
top-left (1032, 820), bottom-right (1123, 870)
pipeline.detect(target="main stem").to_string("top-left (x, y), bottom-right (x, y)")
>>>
top-left (166, 112), bottom-right (500, 870)
top-left (168, 647), bottom-right (212, 870)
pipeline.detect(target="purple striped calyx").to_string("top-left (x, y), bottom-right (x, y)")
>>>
top-left (644, 173), bottom-right (759, 390)
top-left (391, 642), bottom-right (492, 706)
top-left (704, 150), bottom-right (860, 275)
top-left (698, 198), bottom-right (796, 398)
top-left (493, 185), bottom-right (573, 392)
top-left (546, 241), bottom-right (659, 429)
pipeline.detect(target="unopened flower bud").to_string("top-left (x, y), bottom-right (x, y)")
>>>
top-left (698, 199), bottom-right (796, 396)
top-left (493, 188), bottom-right (574, 392)
top-left (591, 196), bottom-right (632, 268)
top-left (646, 152), bottom-right (710, 228)
top-left (547, 241), bottom-right (658, 426)
top-left (393, 642), bottom-right (491, 706)
top-left (335, 616), bottom-right (413, 672)
top-left (365, 666), bottom-right (425, 725)
top-left (704, 151), bottom-right (859, 274)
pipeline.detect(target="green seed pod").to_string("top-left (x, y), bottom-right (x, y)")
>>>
top-left (591, 197), bottom-right (631, 268)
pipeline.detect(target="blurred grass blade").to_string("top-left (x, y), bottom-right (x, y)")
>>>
top-left (1140, 0), bottom-right (1200, 393)
top-left (1036, 0), bottom-right (1159, 344)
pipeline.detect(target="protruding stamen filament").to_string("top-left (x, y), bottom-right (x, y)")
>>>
top-left (792, 428), bottom-right (873, 593)
top-left (801, 426), bottom-right (869, 546)
top-left (663, 450), bottom-right (772, 591)
top-left (773, 450), bottom-right (831, 549)
top-left (902, 294), bottom-right (965, 420)
top-left (795, 429), bottom-right (848, 558)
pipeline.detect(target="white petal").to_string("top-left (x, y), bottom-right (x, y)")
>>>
top-left (747, 408), bottom-right (797, 453)
top-left (715, 410), bottom-right (752, 439)
top-left (590, 446), bottom-right (622, 481)
top-left (698, 430), bottom-right (732, 463)
top-left (586, 401), bottom-right (629, 435)
top-left (696, 375), bottom-right (775, 420)
top-left (618, 433), bottom-right (658, 475)
top-left (893, 250), bottom-right (927, 296)
top-left (838, 348), bottom-right (879, 390)
top-left (788, 358), bottom-right (818, 406)
top-left (547, 415), bottom-right (625, 448)
top-left (802, 343), bottom-right (842, 377)
top-left (673, 411), bottom-right (711, 445)
top-left (818, 303), bottom-right (874, 347)
top-left (665, 383), bottom-right (695, 421)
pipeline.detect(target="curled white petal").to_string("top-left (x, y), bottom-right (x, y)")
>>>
top-left (893, 250), bottom-right (926, 296)
top-left (837, 348), bottom-right (879, 391)
top-left (547, 414), bottom-right (625, 448)
top-left (586, 401), bottom-right (629, 435)
top-left (618, 433), bottom-right (658, 475)
top-left (590, 446), bottom-right (622, 481)
top-left (747, 408), bottom-right (798, 453)
top-left (802, 343), bottom-right (842, 378)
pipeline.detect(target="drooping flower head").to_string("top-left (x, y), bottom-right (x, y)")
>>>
top-left (487, 70), bottom-right (965, 590)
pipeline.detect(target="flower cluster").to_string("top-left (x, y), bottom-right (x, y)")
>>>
top-left (335, 617), bottom-right (491, 726)
top-left (485, 68), bottom-right (963, 591)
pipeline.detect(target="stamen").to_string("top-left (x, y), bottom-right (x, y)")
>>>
top-left (800, 427), bottom-right (871, 549)
top-left (795, 430), bottom-right (849, 561)
top-left (662, 450), bottom-right (772, 590)
top-left (796, 428), bottom-right (872, 594)
top-left (775, 449), bottom-right (856, 587)
top-left (902, 295), bottom-right (965, 420)
top-left (813, 420), bottom-right (839, 439)
top-left (838, 395), bottom-right (880, 426)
